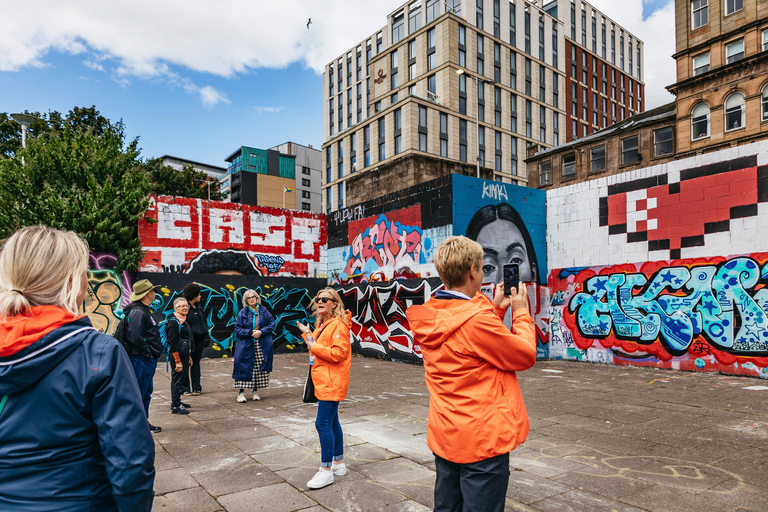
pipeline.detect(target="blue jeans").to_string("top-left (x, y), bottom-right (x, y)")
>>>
top-left (315, 400), bottom-right (344, 467)
top-left (130, 355), bottom-right (157, 418)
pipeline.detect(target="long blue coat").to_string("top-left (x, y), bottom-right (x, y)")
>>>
top-left (232, 304), bottom-right (276, 381)
top-left (0, 310), bottom-right (155, 511)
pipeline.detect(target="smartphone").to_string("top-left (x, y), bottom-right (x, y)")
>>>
top-left (503, 264), bottom-right (520, 296)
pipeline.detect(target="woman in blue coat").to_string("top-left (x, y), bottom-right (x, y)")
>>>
top-left (0, 225), bottom-right (154, 512)
top-left (232, 289), bottom-right (275, 403)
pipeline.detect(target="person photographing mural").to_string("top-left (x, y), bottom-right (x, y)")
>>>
top-left (296, 288), bottom-right (352, 490)
top-left (0, 225), bottom-right (155, 511)
top-left (167, 297), bottom-right (194, 415)
top-left (232, 290), bottom-right (275, 403)
top-left (406, 235), bottom-right (537, 512)
top-left (182, 283), bottom-right (212, 395)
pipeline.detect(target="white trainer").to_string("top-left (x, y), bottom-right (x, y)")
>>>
top-left (236, 392), bottom-right (246, 403)
top-left (307, 468), bottom-right (334, 489)
top-left (331, 462), bottom-right (347, 476)
top-left (252, 391), bottom-right (261, 401)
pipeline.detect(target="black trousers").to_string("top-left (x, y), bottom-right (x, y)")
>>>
top-left (184, 342), bottom-right (206, 393)
top-left (434, 452), bottom-right (510, 512)
top-left (170, 344), bottom-right (190, 408)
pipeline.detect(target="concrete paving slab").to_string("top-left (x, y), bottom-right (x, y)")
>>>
top-left (217, 482), bottom-right (316, 512)
top-left (154, 467), bottom-right (200, 495)
top-left (152, 487), bottom-right (223, 512)
top-left (529, 489), bottom-right (648, 511)
top-left (191, 458), bottom-right (283, 497)
top-left (305, 478), bottom-right (408, 511)
top-left (233, 434), bottom-right (302, 454)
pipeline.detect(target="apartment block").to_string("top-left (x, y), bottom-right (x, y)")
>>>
top-left (321, 0), bottom-right (644, 212)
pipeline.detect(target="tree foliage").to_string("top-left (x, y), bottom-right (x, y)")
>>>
top-left (0, 106), bottom-right (223, 270)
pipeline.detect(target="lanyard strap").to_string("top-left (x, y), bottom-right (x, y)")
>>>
top-left (0, 395), bottom-right (8, 417)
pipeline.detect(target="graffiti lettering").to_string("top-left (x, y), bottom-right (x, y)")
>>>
top-left (330, 205), bottom-right (366, 227)
top-left (481, 182), bottom-right (508, 201)
top-left (255, 254), bottom-right (286, 274)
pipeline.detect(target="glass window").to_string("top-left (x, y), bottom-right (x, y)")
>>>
top-left (763, 29), bottom-right (768, 52)
top-left (724, 92), bottom-right (745, 131)
top-left (725, 39), bottom-right (744, 64)
top-left (692, 0), bottom-right (708, 29)
top-left (691, 103), bottom-right (710, 139)
top-left (590, 145), bottom-right (606, 173)
top-left (693, 52), bottom-right (709, 76)
top-left (725, 0), bottom-right (742, 16)
top-left (392, 12), bottom-right (405, 43)
top-left (539, 160), bottom-right (552, 185)
top-left (763, 84), bottom-right (768, 122)
top-left (428, 28), bottom-right (436, 49)
top-left (302, 202), bottom-right (311, 211)
top-left (653, 127), bottom-right (674, 157)
top-left (409, 0), bottom-right (422, 33)
top-left (562, 153), bottom-right (575, 179)
top-left (621, 136), bottom-right (639, 165)
top-left (426, 0), bottom-right (439, 22)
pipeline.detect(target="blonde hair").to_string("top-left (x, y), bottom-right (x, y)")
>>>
top-left (242, 289), bottom-right (261, 308)
top-left (312, 287), bottom-right (349, 328)
top-left (0, 225), bottom-right (90, 318)
top-left (434, 236), bottom-right (483, 288)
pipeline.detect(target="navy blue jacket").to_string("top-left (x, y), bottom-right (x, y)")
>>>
top-left (124, 301), bottom-right (163, 359)
top-left (233, 305), bottom-right (275, 381)
top-left (0, 310), bottom-right (155, 511)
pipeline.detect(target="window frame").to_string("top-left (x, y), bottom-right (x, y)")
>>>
top-left (691, 102), bottom-right (710, 140)
top-left (653, 126), bottom-right (674, 157)
top-left (724, 92), bottom-right (745, 132)
top-left (589, 145), bottom-right (606, 173)
top-left (561, 153), bottom-right (576, 179)
top-left (691, 0), bottom-right (708, 30)
top-left (725, 39), bottom-right (744, 64)
top-left (724, 0), bottom-right (743, 16)
top-left (693, 52), bottom-right (710, 76)
top-left (762, 84), bottom-right (768, 122)
top-left (621, 135), bottom-right (639, 165)
top-left (538, 160), bottom-right (552, 186)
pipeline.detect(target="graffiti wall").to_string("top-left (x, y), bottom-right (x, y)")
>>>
top-left (452, 175), bottom-right (548, 285)
top-left (83, 253), bottom-right (135, 335)
top-left (549, 253), bottom-right (768, 378)
top-left (136, 273), bottom-right (325, 357)
top-left (139, 195), bottom-right (327, 277)
top-left (328, 176), bottom-right (453, 284)
top-left (548, 142), bottom-right (768, 378)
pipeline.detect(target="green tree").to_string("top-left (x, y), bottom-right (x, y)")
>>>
top-left (0, 106), bottom-right (223, 270)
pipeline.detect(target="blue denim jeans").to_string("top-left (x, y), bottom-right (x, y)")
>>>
top-left (130, 355), bottom-right (157, 418)
top-left (315, 400), bottom-right (344, 467)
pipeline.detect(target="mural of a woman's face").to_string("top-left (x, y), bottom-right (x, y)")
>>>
top-left (474, 219), bottom-right (535, 284)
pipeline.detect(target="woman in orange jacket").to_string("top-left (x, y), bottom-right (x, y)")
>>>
top-left (297, 287), bottom-right (352, 490)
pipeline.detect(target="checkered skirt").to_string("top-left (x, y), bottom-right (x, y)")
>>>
top-left (233, 341), bottom-right (270, 390)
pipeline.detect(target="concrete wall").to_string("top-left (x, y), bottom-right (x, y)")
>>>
top-left (547, 140), bottom-right (768, 378)
top-left (138, 195), bottom-right (326, 277)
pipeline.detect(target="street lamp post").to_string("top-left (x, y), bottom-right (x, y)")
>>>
top-left (456, 70), bottom-right (490, 179)
top-left (10, 113), bottom-right (39, 166)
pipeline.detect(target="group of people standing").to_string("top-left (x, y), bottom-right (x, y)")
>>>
top-left (0, 224), bottom-right (537, 512)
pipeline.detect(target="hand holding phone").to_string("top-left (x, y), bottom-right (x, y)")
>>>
top-left (503, 264), bottom-right (520, 296)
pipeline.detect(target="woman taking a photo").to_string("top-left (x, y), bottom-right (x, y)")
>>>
top-left (233, 290), bottom-right (275, 403)
top-left (167, 297), bottom-right (194, 415)
top-left (0, 225), bottom-right (154, 511)
top-left (297, 287), bottom-right (352, 490)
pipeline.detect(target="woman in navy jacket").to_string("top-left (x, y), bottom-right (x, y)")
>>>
top-left (0, 225), bottom-right (154, 512)
top-left (232, 289), bottom-right (275, 403)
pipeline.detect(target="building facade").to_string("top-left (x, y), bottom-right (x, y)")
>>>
top-left (542, 0), bottom-right (645, 142)
top-left (270, 142), bottom-right (323, 212)
top-left (223, 146), bottom-right (297, 209)
top-left (160, 155), bottom-right (227, 178)
top-left (668, 0), bottom-right (768, 156)
top-left (321, 0), bottom-right (643, 212)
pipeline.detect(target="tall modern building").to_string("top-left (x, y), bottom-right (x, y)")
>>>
top-left (668, 0), bottom-right (768, 156)
top-left (321, 0), bottom-right (643, 212)
top-left (270, 142), bottom-right (323, 212)
top-left (542, 0), bottom-right (645, 142)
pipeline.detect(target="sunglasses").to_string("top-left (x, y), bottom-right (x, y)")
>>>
top-left (314, 297), bottom-right (336, 304)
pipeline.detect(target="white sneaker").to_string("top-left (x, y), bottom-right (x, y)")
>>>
top-left (331, 462), bottom-right (347, 475)
top-left (307, 468), bottom-right (334, 489)
top-left (252, 391), bottom-right (261, 401)
top-left (237, 392), bottom-right (246, 403)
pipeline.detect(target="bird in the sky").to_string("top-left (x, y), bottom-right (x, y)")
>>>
top-left (307, 18), bottom-right (312, 29)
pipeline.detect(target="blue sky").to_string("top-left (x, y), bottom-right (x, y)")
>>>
top-left (0, 0), bottom-right (674, 168)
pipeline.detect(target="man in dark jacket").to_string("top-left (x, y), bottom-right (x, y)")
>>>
top-left (182, 283), bottom-right (212, 395)
top-left (124, 279), bottom-right (164, 434)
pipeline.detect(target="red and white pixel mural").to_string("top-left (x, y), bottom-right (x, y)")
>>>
top-left (139, 195), bottom-right (327, 277)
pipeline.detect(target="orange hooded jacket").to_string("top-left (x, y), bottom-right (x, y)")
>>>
top-left (406, 292), bottom-right (537, 464)
top-left (305, 311), bottom-right (353, 402)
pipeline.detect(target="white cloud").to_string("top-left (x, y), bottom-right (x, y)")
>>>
top-left (586, 0), bottom-right (676, 109)
top-left (0, 0), bottom-right (675, 109)
top-left (252, 106), bottom-right (286, 115)
top-left (180, 79), bottom-right (230, 107)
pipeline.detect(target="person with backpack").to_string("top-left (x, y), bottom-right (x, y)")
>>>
top-left (181, 283), bottom-right (212, 395)
top-left (166, 297), bottom-right (194, 415)
top-left (123, 279), bottom-right (164, 434)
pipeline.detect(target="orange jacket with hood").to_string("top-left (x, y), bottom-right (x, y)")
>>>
top-left (304, 311), bottom-right (353, 401)
top-left (406, 291), bottom-right (537, 464)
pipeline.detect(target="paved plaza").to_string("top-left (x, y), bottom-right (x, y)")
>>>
top-left (150, 353), bottom-right (768, 512)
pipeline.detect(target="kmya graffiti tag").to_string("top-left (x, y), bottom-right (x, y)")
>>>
top-left (567, 256), bottom-right (768, 363)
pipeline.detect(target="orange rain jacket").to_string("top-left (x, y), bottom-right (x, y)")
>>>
top-left (304, 311), bottom-right (353, 402)
top-left (406, 292), bottom-right (537, 464)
